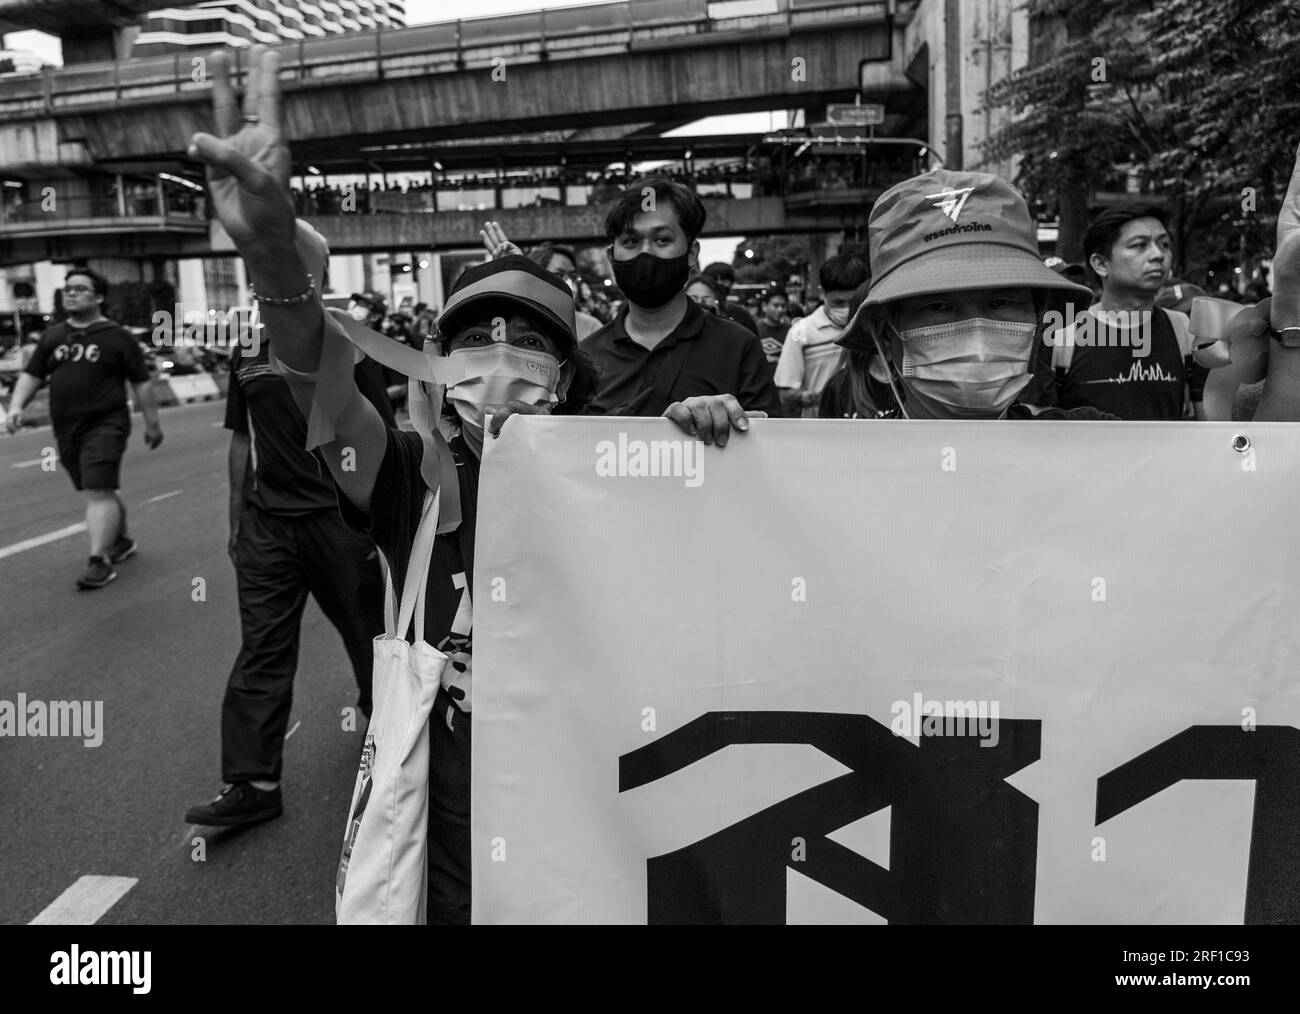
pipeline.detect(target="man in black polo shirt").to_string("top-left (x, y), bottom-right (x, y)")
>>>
top-left (582, 176), bottom-right (781, 423)
top-left (185, 313), bottom-right (395, 827)
top-left (5, 269), bottom-right (163, 589)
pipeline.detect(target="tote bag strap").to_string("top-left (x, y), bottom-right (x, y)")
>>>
top-left (394, 487), bottom-right (442, 644)
top-left (380, 550), bottom-right (398, 636)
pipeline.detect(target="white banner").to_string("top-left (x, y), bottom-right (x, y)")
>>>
top-left (472, 418), bottom-right (1300, 924)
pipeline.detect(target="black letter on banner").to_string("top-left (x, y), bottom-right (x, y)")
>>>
top-left (619, 711), bottom-right (1040, 924)
top-left (1096, 725), bottom-right (1300, 924)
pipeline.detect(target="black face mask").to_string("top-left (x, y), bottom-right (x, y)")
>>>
top-left (611, 251), bottom-right (691, 309)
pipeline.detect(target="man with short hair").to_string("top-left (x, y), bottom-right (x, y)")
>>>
top-left (755, 287), bottom-right (790, 378)
top-left (1033, 206), bottom-right (1208, 420)
top-left (185, 265), bottom-right (397, 828)
top-left (702, 262), bottom-right (759, 335)
top-left (5, 269), bottom-right (163, 589)
top-left (772, 254), bottom-right (869, 417)
top-left (580, 176), bottom-right (781, 421)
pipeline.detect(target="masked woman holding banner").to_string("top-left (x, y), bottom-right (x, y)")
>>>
top-left (187, 46), bottom-right (596, 924)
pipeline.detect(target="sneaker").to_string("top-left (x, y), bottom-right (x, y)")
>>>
top-left (76, 556), bottom-right (117, 590)
top-left (108, 535), bottom-right (137, 564)
top-left (185, 782), bottom-right (283, 827)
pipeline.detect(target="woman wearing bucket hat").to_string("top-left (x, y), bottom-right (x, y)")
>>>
top-left (670, 145), bottom-right (1300, 434)
top-left (186, 46), bottom-right (598, 922)
top-left (830, 167), bottom-right (1108, 421)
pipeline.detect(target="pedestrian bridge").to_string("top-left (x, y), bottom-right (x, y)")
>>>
top-left (0, 0), bottom-right (921, 171)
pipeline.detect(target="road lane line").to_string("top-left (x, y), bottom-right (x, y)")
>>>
top-left (0, 523), bottom-right (87, 561)
top-left (29, 875), bottom-right (138, 925)
top-left (10, 457), bottom-right (53, 469)
top-left (285, 720), bottom-right (301, 741)
top-left (143, 489), bottom-right (183, 504)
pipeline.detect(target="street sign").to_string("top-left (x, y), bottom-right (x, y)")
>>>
top-left (826, 103), bottom-right (886, 127)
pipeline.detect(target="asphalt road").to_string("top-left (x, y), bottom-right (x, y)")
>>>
top-left (0, 399), bottom-right (367, 925)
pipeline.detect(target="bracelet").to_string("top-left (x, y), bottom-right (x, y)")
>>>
top-left (249, 273), bottom-right (315, 306)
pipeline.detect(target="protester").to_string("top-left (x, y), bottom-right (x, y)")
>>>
top-left (528, 242), bottom-right (604, 340)
top-left (817, 280), bottom-right (898, 419)
top-left (685, 273), bottom-right (723, 313)
top-left (185, 274), bottom-right (396, 828)
top-left (785, 273), bottom-right (808, 318)
top-left (754, 287), bottom-right (790, 368)
top-left (701, 262), bottom-right (759, 335)
top-left (661, 168), bottom-right (1110, 440)
top-left (772, 254), bottom-right (868, 417)
top-left (578, 176), bottom-right (781, 420)
top-left (5, 269), bottom-right (163, 589)
top-left (186, 46), bottom-right (608, 916)
top-left (1031, 206), bottom-right (1208, 420)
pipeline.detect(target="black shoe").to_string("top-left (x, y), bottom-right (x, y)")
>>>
top-left (108, 535), bottom-right (137, 564)
top-left (76, 556), bottom-right (117, 590)
top-left (185, 782), bottom-right (283, 827)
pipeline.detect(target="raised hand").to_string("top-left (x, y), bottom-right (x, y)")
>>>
top-left (480, 221), bottom-right (523, 261)
top-left (187, 47), bottom-right (297, 258)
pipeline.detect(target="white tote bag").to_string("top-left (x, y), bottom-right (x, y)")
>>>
top-left (336, 489), bottom-right (449, 925)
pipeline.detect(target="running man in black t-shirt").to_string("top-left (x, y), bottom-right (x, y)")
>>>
top-left (5, 269), bottom-right (163, 589)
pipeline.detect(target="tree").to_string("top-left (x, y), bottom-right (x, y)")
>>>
top-left (983, 0), bottom-right (1300, 282)
top-left (730, 235), bottom-right (811, 286)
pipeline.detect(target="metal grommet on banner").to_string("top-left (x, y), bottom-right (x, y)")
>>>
top-left (1232, 434), bottom-right (1251, 453)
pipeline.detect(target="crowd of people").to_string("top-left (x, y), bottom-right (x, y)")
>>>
top-left (9, 44), bottom-right (1297, 925)
top-left (284, 152), bottom-right (913, 218)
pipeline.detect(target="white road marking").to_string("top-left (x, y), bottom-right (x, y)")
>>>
top-left (0, 522), bottom-right (87, 561)
top-left (143, 489), bottom-right (183, 504)
top-left (10, 456), bottom-right (54, 469)
top-left (285, 720), bottom-right (301, 741)
top-left (29, 875), bottom-right (138, 925)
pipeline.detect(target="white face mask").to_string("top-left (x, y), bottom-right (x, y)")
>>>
top-left (348, 304), bottom-right (371, 322)
top-left (825, 306), bottom-right (850, 328)
top-left (895, 317), bottom-right (1037, 419)
top-left (445, 344), bottom-right (563, 451)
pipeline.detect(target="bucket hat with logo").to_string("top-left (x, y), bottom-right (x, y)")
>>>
top-left (838, 169), bottom-right (1094, 351)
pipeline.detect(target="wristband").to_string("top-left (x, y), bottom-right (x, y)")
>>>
top-left (249, 273), bottom-right (315, 306)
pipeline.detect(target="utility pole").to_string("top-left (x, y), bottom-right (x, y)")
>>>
top-left (944, 0), bottom-right (963, 171)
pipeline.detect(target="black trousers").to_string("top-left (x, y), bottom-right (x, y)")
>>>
top-left (222, 503), bottom-right (385, 784)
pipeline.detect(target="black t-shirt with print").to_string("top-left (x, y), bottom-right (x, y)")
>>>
top-left (1051, 309), bottom-right (1207, 420)
top-left (336, 427), bottom-right (477, 711)
top-left (24, 319), bottom-right (150, 428)
top-left (224, 342), bottom-right (395, 516)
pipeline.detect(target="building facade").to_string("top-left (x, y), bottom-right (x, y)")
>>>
top-left (129, 0), bottom-right (406, 57)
